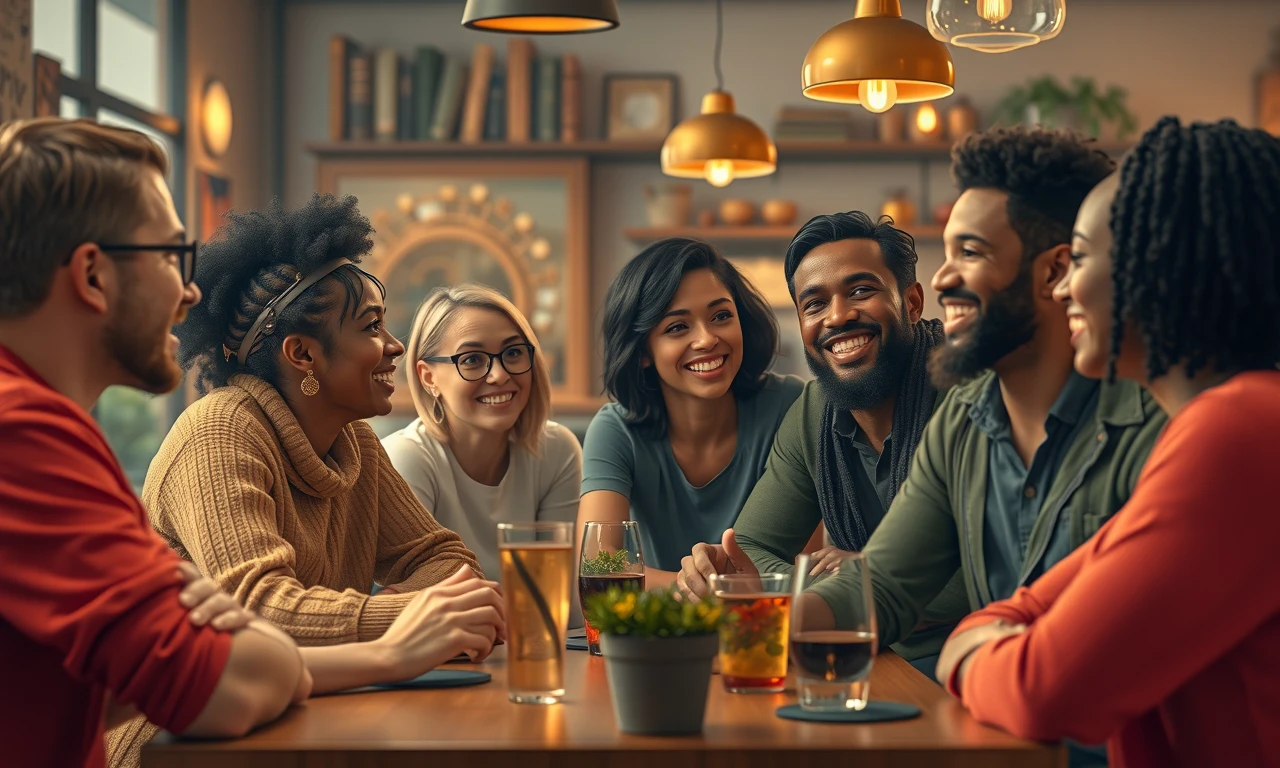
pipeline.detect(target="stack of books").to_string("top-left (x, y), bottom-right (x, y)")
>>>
top-left (328, 36), bottom-right (582, 144)
top-left (773, 106), bottom-right (853, 143)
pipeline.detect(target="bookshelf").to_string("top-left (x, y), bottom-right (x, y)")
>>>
top-left (623, 225), bottom-right (945, 244)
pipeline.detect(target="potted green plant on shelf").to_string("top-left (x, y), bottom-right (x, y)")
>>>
top-left (583, 586), bottom-right (722, 735)
top-left (993, 75), bottom-right (1138, 140)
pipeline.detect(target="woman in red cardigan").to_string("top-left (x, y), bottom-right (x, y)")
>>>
top-left (937, 116), bottom-right (1280, 767)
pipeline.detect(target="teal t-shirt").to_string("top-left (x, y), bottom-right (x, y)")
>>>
top-left (580, 372), bottom-right (805, 571)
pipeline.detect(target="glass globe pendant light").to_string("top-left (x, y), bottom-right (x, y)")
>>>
top-left (926, 0), bottom-right (1066, 53)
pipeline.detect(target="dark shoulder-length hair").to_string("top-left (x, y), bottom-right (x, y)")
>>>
top-left (601, 237), bottom-right (778, 436)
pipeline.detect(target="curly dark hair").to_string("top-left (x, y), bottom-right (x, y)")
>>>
top-left (784, 211), bottom-right (918, 298)
top-left (951, 125), bottom-right (1115, 259)
top-left (1109, 116), bottom-right (1280, 380)
top-left (602, 237), bottom-right (778, 437)
top-left (178, 193), bottom-right (385, 394)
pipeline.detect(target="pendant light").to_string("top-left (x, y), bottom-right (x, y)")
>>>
top-left (926, 0), bottom-right (1066, 53)
top-left (802, 0), bottom-right (954, 113)
top-left (661, 0), bottom-right (776, 188)
top-left (461, 0), bottom-right (619, 34)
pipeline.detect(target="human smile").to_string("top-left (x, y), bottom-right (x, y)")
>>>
top-left (823, 333), bottom-right (874, 365)
top-left (942, 301), bottom-right (978, 337)
top-left (684, 354), bottom-right (728, 380)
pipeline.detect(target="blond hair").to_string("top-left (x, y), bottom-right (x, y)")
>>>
top-left (407, 285), bottom-right (551, 455)
top-left (0, 117), bottom-right (169, 317)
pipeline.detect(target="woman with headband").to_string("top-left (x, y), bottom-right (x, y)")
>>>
top-left (107, 195), bottom-right (505, 768)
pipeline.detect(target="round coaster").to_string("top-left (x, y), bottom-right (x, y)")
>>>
top-left (776, 701), bottom-right (921, 723)
top-left (367, 669), bottom-right (491, 691)
top-left (566, 636), bottom-right (589, 651)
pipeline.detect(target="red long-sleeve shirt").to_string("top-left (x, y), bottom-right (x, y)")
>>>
top-left (0, 345), bottom-right (232, 768)
top-left (947, 370), bottom-right (1280, 767)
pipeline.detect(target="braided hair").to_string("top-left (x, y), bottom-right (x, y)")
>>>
top-left (177, 193), bottom-right (384, 394)
top-left (952, 126), bottom-right (1115, 259)
top-left (1109, 117), bottom-right (1280, 380)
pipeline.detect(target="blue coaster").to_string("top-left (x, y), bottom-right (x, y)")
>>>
top-left (567, 636), bottom-right (589, 651)
top-left (776, 701), bottom-right (921, 723)
top-left (365, 669), bottom-right (491, 691)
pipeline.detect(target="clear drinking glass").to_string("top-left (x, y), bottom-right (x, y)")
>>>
top-left (578, 521), bottom-right (645, 656)
top-left (498, 521), bottom-right (573, 704)
top-left (791, 552), bottom-right (878, 711)
top-left (708, 573), bottom-right (792, 693)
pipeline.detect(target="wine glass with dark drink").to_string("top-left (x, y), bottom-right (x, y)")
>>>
top-left (791, 551), bottom-right (877, 711)
top-left (578, 521), bottom-right (645, 656)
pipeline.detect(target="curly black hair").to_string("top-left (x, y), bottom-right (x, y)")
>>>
top-left (1109, 116), bottom-right (1280, 380)
top-left (178, 193), bottom-right (384, 394)
top-left (602, 237), bottom-right (778, 437)
top-left (951, 125), bottom-right (1115, 259)
top-left (784, 211), bottom-right (918, 299)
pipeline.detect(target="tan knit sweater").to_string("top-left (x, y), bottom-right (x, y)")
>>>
top-left (106, 374), bottom-right (480, 767)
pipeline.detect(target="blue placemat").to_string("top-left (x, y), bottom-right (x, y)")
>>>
top-left (361, 669), bottom-right (491, 692)
top-left (776, 701), bottom-right (921, 723)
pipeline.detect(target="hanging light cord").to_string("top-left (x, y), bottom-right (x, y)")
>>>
top-left (713, 0), bottom-right (725, 92)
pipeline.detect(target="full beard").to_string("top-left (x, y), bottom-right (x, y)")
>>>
top-left (929, 266), bottom-right (1038, 389)
top-left (103, 281), bottom-right (183, 395)
top-left (805, 312), bottom-right (914, 412)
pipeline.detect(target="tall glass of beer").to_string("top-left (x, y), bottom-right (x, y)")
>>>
top-left (498, 521), bottom-right (573, 704)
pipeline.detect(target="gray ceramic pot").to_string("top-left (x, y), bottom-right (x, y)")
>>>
top-left (598, 633), bottom-right (719, 735)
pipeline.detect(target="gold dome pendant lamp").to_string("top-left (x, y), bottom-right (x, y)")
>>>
top-left (926, 0), bottom-right (1066, 54)
top-left (802, 0), bottom-right (955, 114)
top-left (461, 0), bottom-right (619, 34)
top-left (660, 0), bottom-right (776, 188)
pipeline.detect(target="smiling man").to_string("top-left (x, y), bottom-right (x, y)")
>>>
top-left (677, 211), bottom-right (970, 670)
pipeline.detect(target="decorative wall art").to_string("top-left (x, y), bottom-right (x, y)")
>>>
top-left (603, 73), bottom-right (678, 141)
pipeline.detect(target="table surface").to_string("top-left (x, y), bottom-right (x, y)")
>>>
top-left (145, 645), bottom-right (1066, 768)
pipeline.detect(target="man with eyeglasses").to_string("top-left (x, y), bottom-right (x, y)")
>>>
top-left (0, 117), bottom-right (310, 767)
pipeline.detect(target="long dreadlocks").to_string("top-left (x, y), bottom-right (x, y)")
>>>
top-left (1109, 117), bottom-right (1280, 380)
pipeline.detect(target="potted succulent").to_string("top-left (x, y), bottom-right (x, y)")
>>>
top-left (993, 75), bottom-right (1138, 140)
top-left (583, 586), bottom-right (722, 735)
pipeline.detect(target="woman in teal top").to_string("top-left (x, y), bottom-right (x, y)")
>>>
top-left (579, 238), bottom-right (805, 583)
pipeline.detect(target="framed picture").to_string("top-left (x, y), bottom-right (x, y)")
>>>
top-left (33, 53), bottom-right (61, 118)
top-left (315, 157), bottom-right (593, 411)
top-left (196, 170), bottom-right (232, 242)
top-left (602, 73), bottom-right (678, 141)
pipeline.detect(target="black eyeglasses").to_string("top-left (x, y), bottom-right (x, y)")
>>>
top-left (425, 343), bottom-right (536, 382)
top-left (94, 241), bottom-right (199, 286)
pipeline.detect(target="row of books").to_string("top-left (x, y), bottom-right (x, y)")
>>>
top-left (328, 37), bottom-right (582, 143)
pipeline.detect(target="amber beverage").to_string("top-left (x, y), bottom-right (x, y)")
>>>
top-left (709, 574), bottom-right (792, 693)
top-left (498, 522), bottom-right (574, 704)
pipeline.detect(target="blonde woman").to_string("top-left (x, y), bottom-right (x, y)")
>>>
top-left (383, 285), bottom-right (582, 581)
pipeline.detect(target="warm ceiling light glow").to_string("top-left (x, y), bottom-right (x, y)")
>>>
top-left (201, 79), bottom-right (232, 158)
top-left (858, 79), bottom-right (898, 113)
top-left (461, 0), bottom-right (619, 34)
top-left (916, 103), bottom-right (939, 134)
top-left (978, 0), bottom-right (1014, 23)
top-left (927, 0), bottom-right (1065, 53)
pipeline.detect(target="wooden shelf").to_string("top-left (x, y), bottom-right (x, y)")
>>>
top-left (623, 225), bottom-right (945, 243)
top-left (306, 139), bottom-right (1131, 163)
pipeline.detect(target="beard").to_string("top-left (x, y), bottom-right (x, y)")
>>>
top-left (804, 310), bottom-right (914, 412)
top-left (103, 277), bottom-right (183, 395)
top-left (929, 264), bottom-right (1038, 389)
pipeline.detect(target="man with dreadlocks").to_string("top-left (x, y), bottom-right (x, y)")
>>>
top-left (941, 117), bottom-right (1280, 768)
top-left (676, 211), bottom-right (970, 671)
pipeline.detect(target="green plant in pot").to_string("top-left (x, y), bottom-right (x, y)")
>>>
top-left (583, 586), bottom-right (722, 735)
top-left (993, 76), bottom-right (1138, 140)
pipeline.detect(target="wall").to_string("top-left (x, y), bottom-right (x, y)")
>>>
top-left (281, 0), bottom-right (1280, 385)
top-left (186, 0), bottom-right (273, 228)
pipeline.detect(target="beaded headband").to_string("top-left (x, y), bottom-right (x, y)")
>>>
top-left (225, 257), bottom-right (354, 366)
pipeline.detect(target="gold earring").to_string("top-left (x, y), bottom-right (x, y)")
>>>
top-left (430, 391), bottom-right (446, 424)
top-left (301, 370), bottom-right (320, 397)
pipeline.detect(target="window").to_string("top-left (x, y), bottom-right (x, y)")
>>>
top-left (33, 0), bottom-right (187, 490)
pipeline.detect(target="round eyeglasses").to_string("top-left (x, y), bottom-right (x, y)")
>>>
top-left (425, 343), bottom-right (535, 382)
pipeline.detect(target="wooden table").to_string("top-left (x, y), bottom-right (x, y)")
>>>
top-left (144, 646), bottom-right (1065, 768)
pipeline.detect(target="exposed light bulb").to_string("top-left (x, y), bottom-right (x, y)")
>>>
top-left (706, 159), bottom-right (735, 187)
top-left (916, 103), bottom-right (939, 134)
top-left (978, 0), bottom-right (1013, 23)
top-left (857, 79), bottom-right (898, 114)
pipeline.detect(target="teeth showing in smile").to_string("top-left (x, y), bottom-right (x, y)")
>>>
top-left (686, 356), bottom-right (726, 373)
top-left (828, 336), bottom-right (870, 355)
top-left (373, 372), bottom-right (395, 384)
top-left (944, 305), bottom-right (977, 323)
top-left (479, 393), bottom-right (514, 405)
top-left (1068, 317), bottom-right (1087, 334)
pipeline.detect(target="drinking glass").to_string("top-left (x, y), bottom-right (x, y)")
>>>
top-left (578, 521), bottom-right (645, 656)
top-left (498, 521), bottom-right (574, 704)
top-left (791, 551), bottom-right (877, 711)
top-left (708, 573), bottom-right (791, 693)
